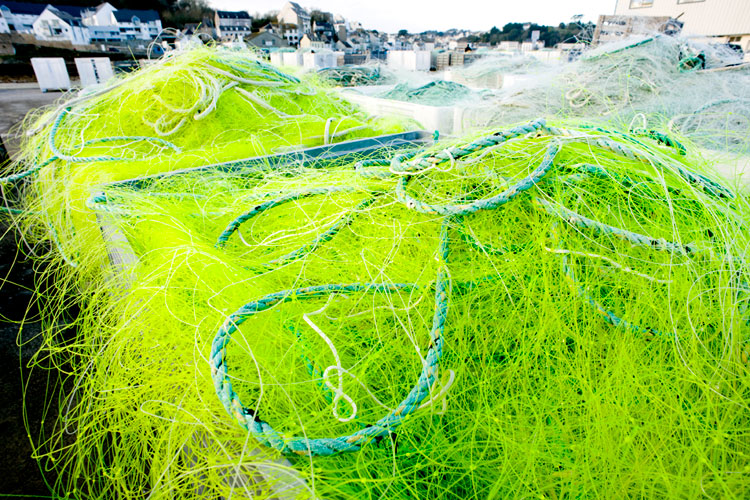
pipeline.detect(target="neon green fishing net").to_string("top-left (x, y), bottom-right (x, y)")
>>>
top-left (3, 46), bottom-right (750, 499)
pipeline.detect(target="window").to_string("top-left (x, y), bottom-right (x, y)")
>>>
top-left (629, 0), bottom-right (653, 7)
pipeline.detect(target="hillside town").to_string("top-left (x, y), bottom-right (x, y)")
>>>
top-left (1, 0), bottom-right (748, 70)
top-left (0, 0), bottom-right (557, 60)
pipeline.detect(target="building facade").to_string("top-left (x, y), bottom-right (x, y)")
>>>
top-left (4, 2), bottom-right (161, 45)
top-left (246, 30), bottom-right (288, 49)
top-left (0, 1), bottom-right (46, 33)
top-left (614, 0), bottom-right (750, 50)
top-left (81, 2), bottom-right (116, 27)
top-left (277, 1), bottom-right (310, 43)
top-left (112, 9), bottom-right (161, 40)
top-left (214, 10), bottom-right (252, 39)
top-left (33, 5), bottom-right (90, 45)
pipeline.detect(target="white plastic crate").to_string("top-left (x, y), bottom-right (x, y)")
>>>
top-left (442, 69), bottom-right (504, 89)
top-left (387, 50), bottom-right (430, 71)
top-left (340, 86), bottom-right (457, 135)
top-left (303, 51), bottom-right (337, 70)
top-left (74, 57), bottom-right (114, 88)
top-left (30, 57), bottom-right (71, 92)
top-left (283, 51), bottom-right (303, 67)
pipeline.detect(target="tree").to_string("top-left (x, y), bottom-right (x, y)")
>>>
top-left (310, 9), bottom-right (331, 24)
top-left (477, 20), bottom-right (590, 47)
top-left (160, 0), bottom-right (212, 29)
top-left (398, 29), bottom-right (409, 37)
top-left (252, 11), bottom-right (278, 31)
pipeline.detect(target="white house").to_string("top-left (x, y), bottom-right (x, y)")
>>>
top-left (81, 2), bottom-right (116, 27)
top-left (214, 10), bottom-right (252, 39)
top-left (300, 33), bottom-right (329, 49)
top-left (78, 3), bottom-right (161, 41)
top-left (33, 5), bottom-right (90, 45)
top-left (87, 24), bottom-right (120, 43)
top-left (261, 22), bottom-right (303, 46)
top-left (112, 9), bottom-right (161, 40)
top-left (614, 0), bottom-right (750, 51)
top-left (0, 1), bottom-right (46, 33)
top-left (277, 1), bottom-right (310, 36)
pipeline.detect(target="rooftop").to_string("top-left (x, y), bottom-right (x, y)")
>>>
top-left (113, 8), bottom-right (160, 23)
top-left (216, 10), bottom-right (250, 20)
top-left (0, 1), bottom-right (45, 15)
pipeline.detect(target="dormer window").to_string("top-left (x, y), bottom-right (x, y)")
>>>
top-left (132, 16), bottom-right (140, 25)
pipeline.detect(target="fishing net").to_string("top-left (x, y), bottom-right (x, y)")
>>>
top-left (379, 80), bottom-right (491, 106)
top-left (4, 47), bottom-right (417, 270)
top-left (456, 36), bottom-right (750, 158)
top-left (448, 53), bottom-right (549, 89)
top-left (317, 65), bottom-right (390, 87)
top-left (3, 41), bottom-right (750, 500)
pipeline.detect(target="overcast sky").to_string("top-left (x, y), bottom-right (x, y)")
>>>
top-left (208, 0), bottom-right (619, 33)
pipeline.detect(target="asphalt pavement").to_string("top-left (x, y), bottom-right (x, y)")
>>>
top-left (0, 84), bottom-right (65, 158)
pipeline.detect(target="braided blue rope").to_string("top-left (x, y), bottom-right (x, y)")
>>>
top-left (1, 111), bottom-right (180, 186)
top-left (396, 141), bottom-right (560, 216)
top-left (199, 119), bottom-right (741, 455)
top-left (261, 196), bottom-right (378, 269)
top-left (211, 217), bottom-right (452, 456)
top-left (533, 197), bottom-right (695, 256)
top-left (630, 128), bottom-right (687, 156)
top-left (0, 156), bottom-right (58, 185)
top-left (457, 218), bottom-right (530, 257)
top-left (576, 125), bottom-right (732, 199)
top-left (49, 108), bottom-right (181, 164)
top-left (561, 255), bottom-right (665, 338)
top-left (216, 186), bottom-right (361, 248)
top-left (549, 225), bottom-right (666, 338)
top-left (390, 119), bottom-right (546, 175)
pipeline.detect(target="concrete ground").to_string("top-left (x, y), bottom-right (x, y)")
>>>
top-left (0, 84), bottom-right (65, 158)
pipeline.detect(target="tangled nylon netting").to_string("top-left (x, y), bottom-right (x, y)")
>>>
top-left (379, 80), bottom-right (489, 106)
top-left (447, 53), bottom-right (547, 88)
top-left (5, 47), bottom-right (416, 271)
top-left (3, 45), bottom-right (750, 500)
top-left (459, 36), bottom-right (750, 158)
top-left (317, 65), bottom-right (389, 87)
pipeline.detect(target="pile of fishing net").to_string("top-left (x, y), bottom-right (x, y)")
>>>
top-left (3, 46), bottom-right (750, 500)
top-left (6, 47), bottom-right (417, 269)
top-left (448, 53), bottom-right (548, 88)
top-left (317, 65), bottom-right (390, 87)
top-left (461, 35), bottom-right (750, 158)
top-left (379, 80), bottom-right (492, 106)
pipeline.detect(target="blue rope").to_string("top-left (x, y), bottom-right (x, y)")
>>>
top-left (533, 197), bottom-right (695, 256)
top-left (216, 186), bottom-right (361, 248)
top-left (390, 119), bottom-right (546, 175)
top-left (260, 196), bottom-right (379, 269)
top-left (396, 141), bottom-right (560, 216)
top-left (49, 108), bottom-right (181, 164)
top-left (548, 224), bottom-right (666, 338)
top-left (211, 217), bottom-right (452, 456)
